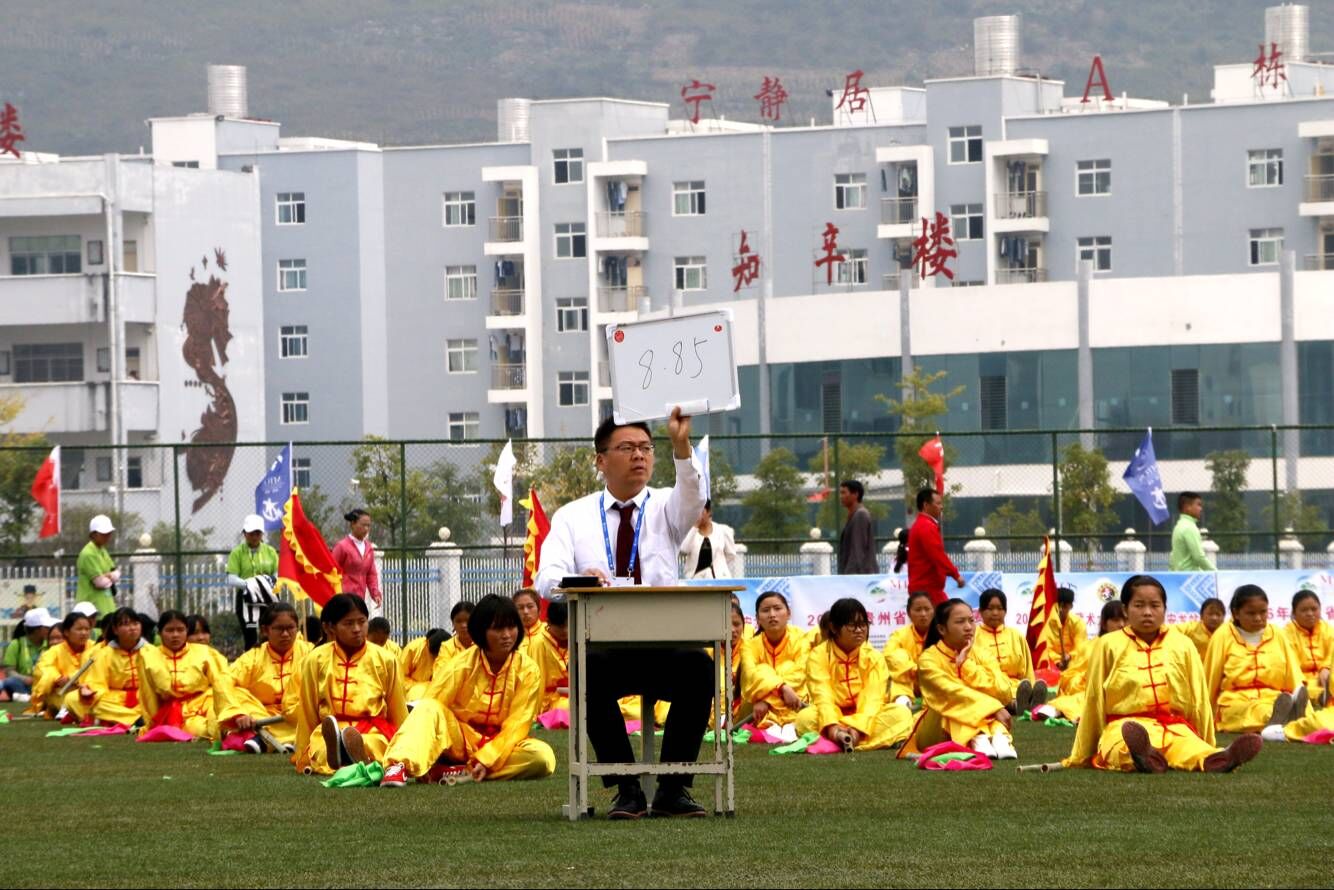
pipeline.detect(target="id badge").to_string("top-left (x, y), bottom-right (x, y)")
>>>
top-left (608, 577), bottom-right (637, 588)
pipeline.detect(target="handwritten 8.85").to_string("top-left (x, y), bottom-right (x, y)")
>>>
top-left (637, 337), bottom-right (707, 390)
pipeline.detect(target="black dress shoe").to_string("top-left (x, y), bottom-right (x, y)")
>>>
top-left (651, 787), bottom-right (707, 818)
top-left (608, 785), bottom-right (648, 820)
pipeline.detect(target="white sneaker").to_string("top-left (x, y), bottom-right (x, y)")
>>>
top-left (1033, 704), bottom-right (1058, 720)
top-left (1260, 724), bottom-right (1288, 743)
top-left (991, 732), bottom-right (1019, 760)
top-left (970, 733), bottom-right (999, 757)
top-left (54, 706), bottom-right (68, 721)
top-left (894, 695), bottom-right (913, 710)
top-left (13, 693), bottom-right (30, 702)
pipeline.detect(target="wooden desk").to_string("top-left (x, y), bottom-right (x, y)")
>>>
top-left (563, 584), bottom-right (741, 821)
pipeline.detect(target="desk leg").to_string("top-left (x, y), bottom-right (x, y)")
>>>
top-left (724, 630), bottom-right (735, 817)
top-left (641, 695), bottom-right (657, 803)
top-left (567, 598), bottom-right (585, 821)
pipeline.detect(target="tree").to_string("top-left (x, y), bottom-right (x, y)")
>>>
top-left (148, 521), bottom-right (213, 554)
top-left (528, 444), bottom-right (601, 514)
top-left (1205, 449), bottom-right (1250, 553)
top-left (1264, 491), bottom-right (1331, 550)
top-left (1058, 443), bottom-right (1119, 565)
top-left (29, 505), bottom-right (145, 558)
top-left (878, 367), bottom-right (965, 514)
top-left (806, 439), bottom-right (887, 532)
top-left (0, 394), bottom-right (48, 553)
top-left (419, 458), bottom-right (485, 547)
top-left (741, 448), bottom-right (809, 550)
top-left (348, 436), bottom-right (440, 549)
top-left (648, 427), bottom-right (737, 507)
top-left (982, 500), bottom-right (1049, 552)
top-left (296, 484), bottom-right (342, 545)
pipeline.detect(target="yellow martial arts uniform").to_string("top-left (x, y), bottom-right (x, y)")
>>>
top-left (153, 642), bottom-right (229, 739)
top-left (797, 640), bottom-right (911, 750)
top-left (1065, 628), bottom-right (1221, 772)
top-left (619, 695), bottom-right (672, 726)
top-left (1036, 612), bottom-right (1087, 669)
top-left (1047, 641), bottom-right (1092, 721)
top-left (1283, 619), bottom-right (1334, 707)
top-left (518, 620), bottom-right (547, 661)
top-left (973, 623), bottom-right (1035, 697)
top-left (529, 627), bottom-right (569, 714)
top-left (63, 641), bottom-right (169, 726)
top-left (293, 642), bottom-right (408, 775)
top-left (375, 639), bottom-right (403, 659)
top-left (741, 625), bottom-right (810, 727)
top-left (1174, 620), bottom-right (1218, 660)
top-left (1204, 623), bottom-right (1334, 741)
top-left (28, 641), bottom-right (94, 716)
top-left (217, 640), bottom-right (313, 746)
top-left (399, 636), bottom-right (437, 700)
top-left (900, 640), bottom-right (1013, 756)
top-left (384, 647), bottom-right (555, 781)
top-left (881, 625), bottom-right (927, 701)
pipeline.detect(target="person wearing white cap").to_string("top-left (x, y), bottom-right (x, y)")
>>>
top-left (228, 514), bottom-right (279, 650)
top-left (1, 607), bottom-right (57, 700)
top-left (72, 601), bottom-right (99, 618)
top-left (77, 515), bottom-right (120, 618)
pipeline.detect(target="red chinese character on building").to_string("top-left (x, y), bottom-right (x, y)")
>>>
top-left (0, 103), bottom-right (24, 159)
top-left (731, 229), bottom-right (760, 292)
top-left (835, 69), bottom-right (871, 113)
top-left (754, 76), bottom-right (789, 122)
top-left (1252, 42), bottom-right (1287, 90)
top-left (813, 222), bottom-right (846, 285)
top-left (912, 211), bottom-right (957, 281)
top-left (680, 79), bottom-right (716, 125)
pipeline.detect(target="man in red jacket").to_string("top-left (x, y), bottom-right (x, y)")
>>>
top-left (907, 487), bottom-right (964, 605)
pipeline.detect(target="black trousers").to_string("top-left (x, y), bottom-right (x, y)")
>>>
top-left (585, 646), bottom-right (715, 791)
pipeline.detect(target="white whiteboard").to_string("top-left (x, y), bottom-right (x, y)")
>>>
top-left (606, 310), bottom-right (741, 424)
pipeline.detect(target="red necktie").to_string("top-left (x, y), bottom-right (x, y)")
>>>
top-left (615, 503), bottom-right (641, 583)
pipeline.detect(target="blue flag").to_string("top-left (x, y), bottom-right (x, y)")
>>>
top-left (255, 443), bottom-right (292, 533)
top-left (1122, 429), bottom-right (1169, 526)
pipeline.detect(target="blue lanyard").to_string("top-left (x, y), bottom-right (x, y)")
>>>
top-left (600, 491), bottom-right (649, 579)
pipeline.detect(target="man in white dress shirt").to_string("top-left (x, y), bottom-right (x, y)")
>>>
top-left (535, 408), bottom-right (711, 819)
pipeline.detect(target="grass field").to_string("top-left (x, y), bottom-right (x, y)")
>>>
top-left (4, 704), bottom-right (1331, 889)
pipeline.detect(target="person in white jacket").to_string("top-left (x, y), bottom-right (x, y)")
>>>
top-left (679, 500), bottom-right (740, 579)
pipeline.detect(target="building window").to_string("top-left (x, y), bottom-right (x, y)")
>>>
top-left (1076, 159), bottom-right (1112, 196)
top-left (949, 203), bottom-right (984, 240)
top-left (96, 456), bottom-right (113, 483)
top-left (280, 325), bottom-right (309, 358)
top-left (980, 374), bottom-right (1007, 430)
top-left (14, 343), bottom-right (82, 383)
top-left (126, 456), bottom-right (143, 489)
top-left (556, 296), bottom-right (589, 332)
top-left (444, 265), bottom-right (478, 301)
top-left (447, 412), bottom-right (481, 441)
top-left (1249, 228), bottom-right (1283, 266)
top-left (171, 160), bottom-right (200, 169)
top-left (281, 392), bottom-right (309, 425)
top-left (674, 256), bottom-right (708, 291)
top-left (553, 148), bottom-right (584, 184)
top-left (276, 192), bottom-right (306, 225)
top-left (446, 339), bottom-right (478, 373)
top-left (1247, 149), bottom-right (1283, 188)
top-left (948, 125), bottom-right (983, 164)
top-left (835, 248), bottom-right (868, 285)
top-left (558, 371), bottom-right (590, 407)
top-left (9, 235), bottom-right (81, 275)
top-left (277, 259), bottom-right (307, 291)
top-left (1171, 368), bottom-right (1200, 425)
top-left (672, 181), bottom-right (706, 216)
top-left (555, 223), bottom-right (586, 259)
top-left (834, 173), bottom-right (867, 210)
top-left (1076, 236), bottom-right (1113, 272)
top-left (442, 191), bottom-right (476, 226)
top-left (293, 457), bottom-right (312, 490)
top-left (87, 240), bottom-right (104, 266)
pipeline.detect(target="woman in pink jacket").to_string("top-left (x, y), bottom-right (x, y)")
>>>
top-left (332, 509), bottom-right (383, 618)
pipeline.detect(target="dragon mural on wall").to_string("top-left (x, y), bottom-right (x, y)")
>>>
top-left (181, 247), bottom-right (237, 512)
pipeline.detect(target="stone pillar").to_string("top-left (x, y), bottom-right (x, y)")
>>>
top-left (1114, 528), bottom-right (1147, 573)
top-left (129, 533), bottom-right (161, 620)
top-left (732, 542), bottom-right (748, 578)
top-left (425, 527), bottom-right (460, 631)
top-left (800, 529), bottom-right (834, 576)
top-left (963, 526), bottom-right (996, 572)
top-left (1279, 528), bottom-right (1304, 570)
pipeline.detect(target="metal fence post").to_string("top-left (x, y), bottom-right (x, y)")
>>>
top-left (831, 436), bottom-right (841, 541)
top-left (1270, 425), bottom-right (1281, 569)
top-left (171, 443), bottom-right (183, 610)
top-left (1050, 430), bottom-right (1062, 572)
top-left (399, 440), bottom-right (409, 624)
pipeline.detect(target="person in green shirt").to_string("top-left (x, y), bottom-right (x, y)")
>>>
top-left (77, 514), bottom-right (120, 617)
top-left (229, 513), bottom-right (279, 650)
top-left (1169, 491), bottom-right (1216, 572)
top-left (1, 607), bottom-right (56, 699)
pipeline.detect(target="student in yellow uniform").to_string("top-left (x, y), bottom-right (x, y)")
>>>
top-left (293, 594), bottom-right (408, 775)
top-left (1175, 598), bottom-right (1226, 660)
top-left (431, 602), bottom-right (475, 670)
top-left (217, 603), bottom-right (311, 753)
top-left (975, 588), bottom-right (1045, 712)
top-left (900, 598), bottom-right (1019, 760)
top-left (1204, 584), bottom-right (1334, 743)
top-left (712, 603), bottom-right (746, 726)
top-left (1040, 601), bottom-right (1126, 722)
top-left (150, 610), bottom-right (230, 740)
top-left (881, 591), bottom-right (933, 708)
top-left (401, 630), bottom-right (452, 701)
top-left (531, 601), bottom-right (569, 715)
top-left (64, 608), bottom-right (169, 727)
top-left (796, 597), bottom-right (912, 753)
top-left (1284, 590), bottom-right (1333, 709)
top-left (379, 594), bottom-right (555, 786)
top-left (367, 617), bottom-right (402, 659)
top-left (740, 590), bottom-right (809, 729)
top-left (1065, 575), bottom-right (1262, 773)
top-left (29, 612), bottom-right (95, 717)
top-left (513, 589), bottom-right (546, 661)
top-left (1036, 587), bottom-right (1087, 671)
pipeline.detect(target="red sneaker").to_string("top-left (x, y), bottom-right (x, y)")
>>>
top-left (423, 763), bottom-right (472, 785)
top-left (380, 762), bottom-right (408, 787)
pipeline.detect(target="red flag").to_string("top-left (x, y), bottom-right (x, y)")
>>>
top-left (521, 488), bottom-right (550, 589)
top-left (29, 445), bottom-right (60, 539)
top-left (806, 486), bottom-right (832, 503)
top-left (273, 490), bottom-right (342, 607)
top-left (1026, 536), bottom-right (1058, 664)
top-left (918, 435), bottom-right (945, 494)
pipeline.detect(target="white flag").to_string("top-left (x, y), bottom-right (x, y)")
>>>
top-left (692, 435), bottom-right (711, 502)
top-left (493, 439), bottom-right (516, 527)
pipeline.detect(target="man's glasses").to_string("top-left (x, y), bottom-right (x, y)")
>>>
top-left (603, 443), bottom-right (655, 456)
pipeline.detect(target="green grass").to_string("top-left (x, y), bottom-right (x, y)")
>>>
top-left (3, 704), bottom-right (1331, 889)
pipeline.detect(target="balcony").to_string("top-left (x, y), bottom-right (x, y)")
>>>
top-left (597, 285), bottom-right (647, 314)
top-left (491, 363), bottom-right (526, 390)
top-left (877, 197), bottom-right (918, 240)
top-left (489, 288), bottom-right (524, 316)
top-left (0, 272), bottom-right (156, 327)
top-left (881, 268), bottom-right (921, 290)
top-left (596, 211), bottom-right (646, 239)
top-left (1303, 253), bottom-right (1334, 271)
top-left (994, 190), bottom-right (1047, 219)
top-left (1, 380), bottom-right (158, 434)
top-left (995, 267), bottom-right (1049, 285)
top-left (488, 216), bottom-right (523, 242)
top-left (597, 360), bottom-right (611, 388)
top-left (1300, 173), bottom-right (1334, 216)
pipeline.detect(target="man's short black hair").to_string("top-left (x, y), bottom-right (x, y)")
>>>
top-left (594, 416), bottom-right (652, 453)
top-left (1056, 587), bottom-right (1076, 606)
top-left (546, 600), bottom-right (568, 628)
top-left (840, 480), bottom-right (865, 501)
top-left (916, 487), bottom-right (939, 511)
top-left (367, 616), bottom-right (391, 635)
top-left (1178, 491), bottom-right (1202, 512)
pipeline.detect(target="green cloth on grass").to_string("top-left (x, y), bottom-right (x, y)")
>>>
top-left (321, 761), bottom-right (385, 788)
top-left (771, 731), bottom-right (820, 755)
top-left (1043, 717), bottom-right (1075, 728)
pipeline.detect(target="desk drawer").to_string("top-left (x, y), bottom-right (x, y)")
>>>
top-left (583, 592), bottom-right (729, 643)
